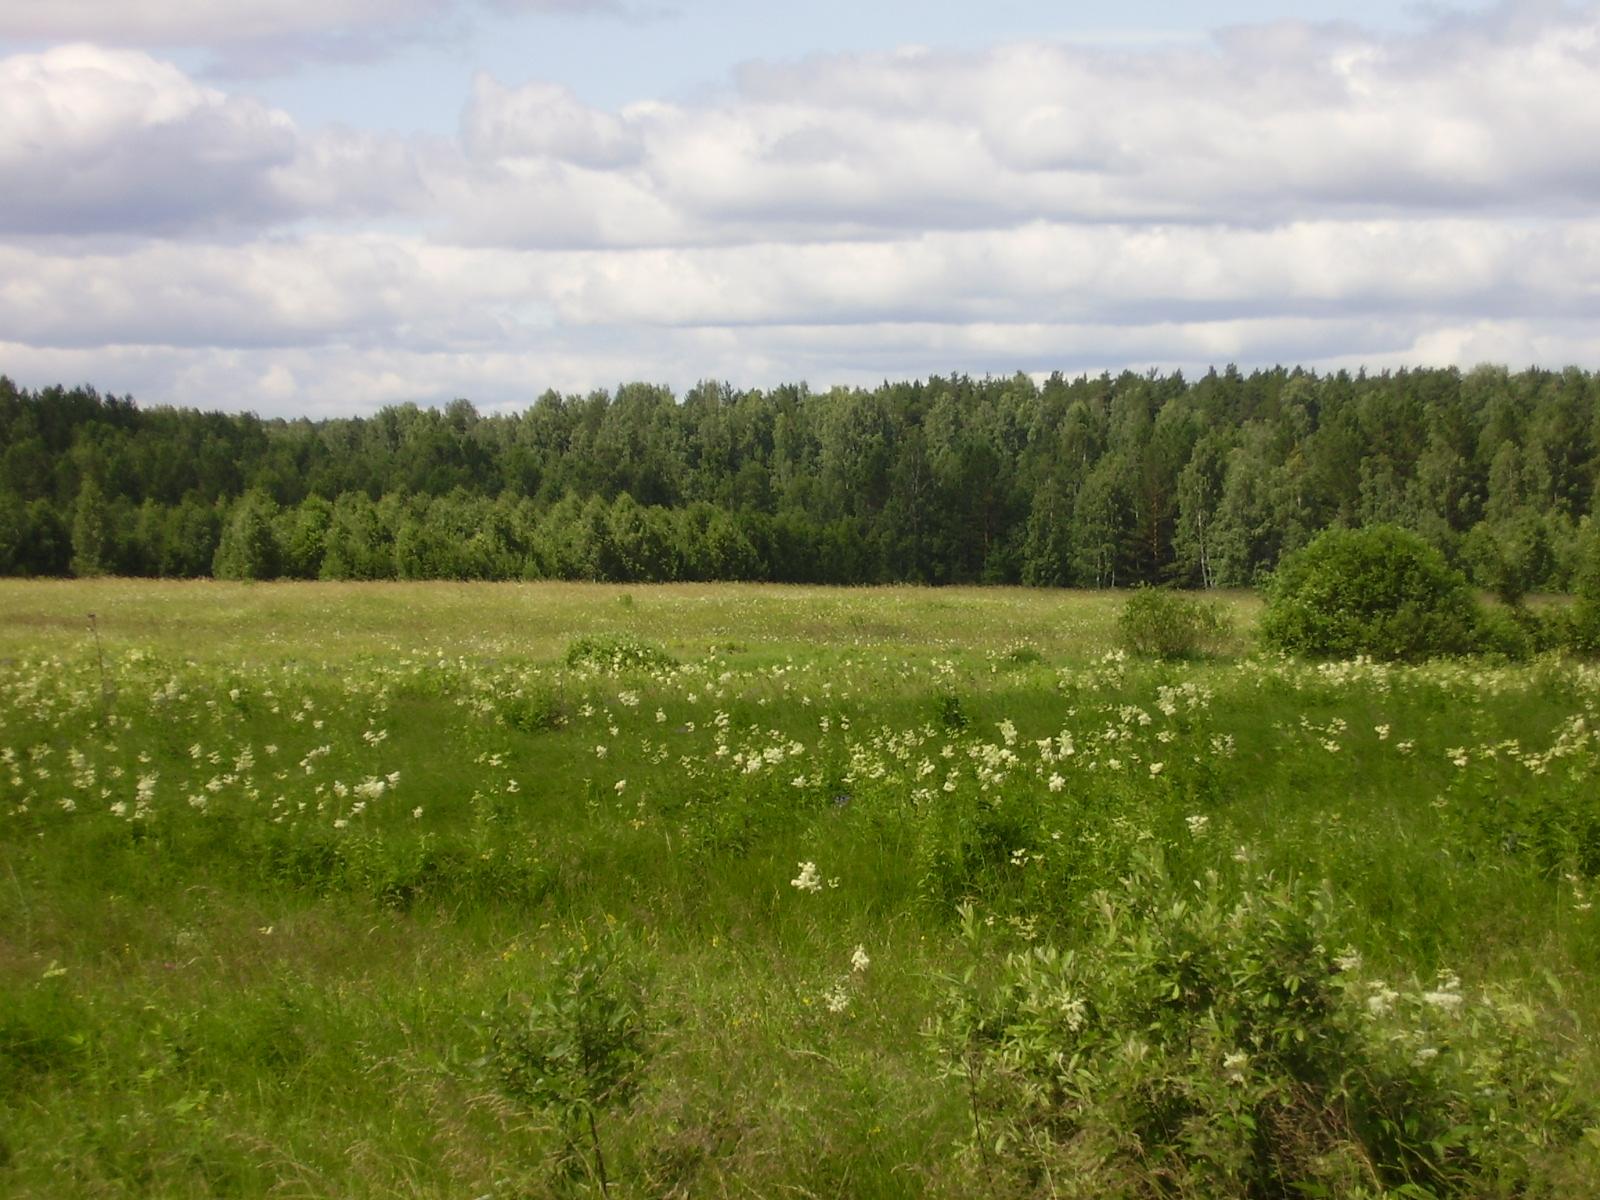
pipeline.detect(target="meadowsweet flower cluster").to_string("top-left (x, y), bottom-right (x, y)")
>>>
top-left (791, 861), bottom-right (823, 893)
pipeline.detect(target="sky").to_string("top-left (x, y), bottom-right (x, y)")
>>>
top-left (2, 0), bottom-right (1597, 419)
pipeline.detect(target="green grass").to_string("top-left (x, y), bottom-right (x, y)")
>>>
top-left (0, 578), bottom-right (1174, 667)
top-left (2, 580), bottom-right (1598, 1197)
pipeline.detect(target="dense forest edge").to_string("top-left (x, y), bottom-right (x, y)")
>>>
top-left (1, 365), bottom-right (1595, 589)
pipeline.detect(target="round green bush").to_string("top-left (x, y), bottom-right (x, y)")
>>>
top-left (1260, 525), bottom-right (1482, 661)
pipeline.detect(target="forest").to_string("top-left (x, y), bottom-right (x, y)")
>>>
top-left (0, 364), bottom-right (1594, 590)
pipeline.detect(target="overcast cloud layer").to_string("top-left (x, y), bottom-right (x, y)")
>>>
top-left (1, 1), bottom-right (1596, 416)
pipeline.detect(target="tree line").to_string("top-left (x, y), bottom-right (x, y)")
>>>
top-left (1, 364), bottom-right (1594, 591)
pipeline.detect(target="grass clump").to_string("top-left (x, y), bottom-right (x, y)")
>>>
top-left (1117, 585), bottom-right (1232, 660)
top-left (563, 633), bottom-right (676, 672)
top-left (495, 681), bottom-right (569, 732)
top-left (1260, 525), bottom-right (1482, 661)
top-left (0, 972), bottom-right (88, 1087)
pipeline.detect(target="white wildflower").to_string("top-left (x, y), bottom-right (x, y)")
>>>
top-left (1223, 1050), bottom-right (1249, 1082)
top-left (1058, 993), bottom-right (1087, 1030)
top-left (1366, 982), bottom-right (1399, 1018)
top-left (1422, 971), bottom-right (1463, 1013)
top-left (791, 861), bottom-right (823, 893)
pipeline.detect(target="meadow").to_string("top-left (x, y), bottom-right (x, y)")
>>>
top-left (2, 579), bottom-right (1598, 1198)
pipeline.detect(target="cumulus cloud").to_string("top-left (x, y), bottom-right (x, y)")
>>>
top-left (0, 1), bottom-right (646, 78)
top-left (3, 215), bottom-right (1592, 370)
top-left (4, 4), bottom-right (1600, 412)
top-left (0, 44), bottom-right (427, 234)
top-left (0, 45), bottom-right (299, 234)
top-left (14, 9), bottom-right (1600, 242)
top-left (0, 0), bottom-right (636, 49)
top-left (446, 5), bottom-right (1600, 248)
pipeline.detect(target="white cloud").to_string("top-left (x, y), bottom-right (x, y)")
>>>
top-left (0, 44), bottom-right (427, 234)
top-left (435, 7), bottom-right (1600, 251)
top-left (462, 74), bottom-right (642, 167)
top-left (0, 0), bottom-right (624, 46)
top-left (3, 214), bottom-right (1594, 381)
top-left (0, 236), bottom-right (547, 350)
top-left (0, 45), bottom-right (298, 233)
top-left (14, 11), bottom-right (1600, 242)
top-left (530, 218), bottom-right (1600, 329)
top-left (5, 5), bottom-right (1600, 411)
top-left (0, 0), bottom-right (638, 79)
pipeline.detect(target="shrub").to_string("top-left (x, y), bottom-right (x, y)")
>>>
top-left (485, 927), bottom-right (653, 1196)
top-left (932, 862), bottom-right (1590, 1198)
top-left (1474, 602), bottom-right (1575, 660)
top-left (563, 634), bottom-right (676, 672)
top-left (1117, 586), bottom-right (1232, 660)
top-left (1260, 525), bottom-right (1481, 661)
top-left (935, 692), bottom-right (969, 731)
top-left (1474, 604), bottom-right (1534, 661)
top-left (1573, 520), bottom-right (1600, 654)
top-left (1463, 511), bottom-right (1555, 607)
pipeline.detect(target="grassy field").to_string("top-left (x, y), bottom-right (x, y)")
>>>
top-left (2, 580), bottom-right (1598, 1198)
top-left (0, 579), bottom-right (1163, 665)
